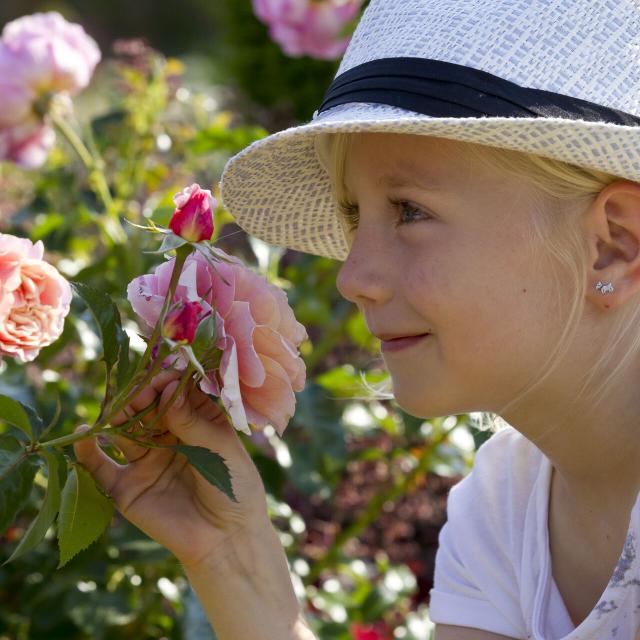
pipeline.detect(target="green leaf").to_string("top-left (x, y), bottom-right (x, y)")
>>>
top-left (0, 435), bottom-right (39, 536)
top-left (171, 444), bottom-right (237, 503)
top-left (70, 281), bottom-right (130, 388)
top-left (0, 395), bottom-right (43, 441)
top-left (3, 449), bottom-right (66, 564)
top-left (115, 332), bottom-right (131, 392)
top-left (57, 463), bottom-right (114, 568)
top-left (144, 232), bottom-right (189, 255)
top-left (191, 315), bottom-right (221, 372)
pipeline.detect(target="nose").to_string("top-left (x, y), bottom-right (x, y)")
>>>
top-left (336, 226), bottom-right (394, 306)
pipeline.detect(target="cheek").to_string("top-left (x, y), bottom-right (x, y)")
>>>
top-left (404, 252), bottom-right (472, 322)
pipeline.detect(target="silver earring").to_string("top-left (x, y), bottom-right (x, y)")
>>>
top-left (596, 280), bottom-right (615, 294)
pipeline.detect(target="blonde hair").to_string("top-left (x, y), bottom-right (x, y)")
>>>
top-left (314, 131), bottom-right (640, 434)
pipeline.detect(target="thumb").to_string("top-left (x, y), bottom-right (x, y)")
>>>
top-left (73, 425), bottom-right (120, 497)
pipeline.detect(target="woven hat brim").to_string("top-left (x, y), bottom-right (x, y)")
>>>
top-left (220, 103), bottom-right (640, 261)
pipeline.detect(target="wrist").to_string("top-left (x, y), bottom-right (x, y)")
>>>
top-left (181, 518), bottom-right (316, 639)
top-left (180, 514), bottom-right (275, 578)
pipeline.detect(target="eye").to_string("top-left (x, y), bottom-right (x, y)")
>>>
top-left (337, 198), bottom-right (433, 232)
top-left (389, 198), bottom-right (433, 227)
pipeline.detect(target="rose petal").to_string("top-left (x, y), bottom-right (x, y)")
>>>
top-left (242, 354), bottom-right (296, 436)
top-left (225, 301), bottom-right (265, 388)
top-left (219, 338), bottom-right (252, 435)
top-left (253, 325), bottom-right (306, 391)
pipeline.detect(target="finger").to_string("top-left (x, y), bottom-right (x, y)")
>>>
top-left (111, 421), bottom-right (182, 460)
top-left (159, 379), bottom-right (238, 449)
top-left (111, 369), bottom-right (182, 427)
top-left (73, 425), bottom-right (123, 497)
top-left (103, 431), bottom-right (152, 463)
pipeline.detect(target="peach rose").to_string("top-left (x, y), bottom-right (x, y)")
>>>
top-left (0, 233), bottom-right (72, 362)
top-left (127, 249), bottom-right (308, 436)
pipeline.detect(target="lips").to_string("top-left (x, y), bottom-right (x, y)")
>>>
top-left (374, 332), bottom-right (431, 341)
top-left (378, 332), bottom-right (431, 352)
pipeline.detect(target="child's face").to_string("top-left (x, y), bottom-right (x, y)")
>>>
top-left (335, 132), bottom-right (564, 419)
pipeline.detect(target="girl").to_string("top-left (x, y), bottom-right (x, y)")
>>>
top-left (75, 0), bottom-right (640, 638)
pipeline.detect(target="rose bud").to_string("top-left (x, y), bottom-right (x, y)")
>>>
top-left (162, 300), bottom-right (204, 343)
top-left (168, 183), bottom-right (215, 242)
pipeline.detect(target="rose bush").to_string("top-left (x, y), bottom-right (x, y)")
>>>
top-left (0, 233), bottom-right (72, 362)
top-left (252, 0), bottom-right (362, 59)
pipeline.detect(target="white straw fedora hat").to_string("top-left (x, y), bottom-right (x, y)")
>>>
top-left (220, 0), bottom-right (640, 261)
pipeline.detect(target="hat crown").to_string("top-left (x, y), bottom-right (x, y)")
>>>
top-left (336, 0), bottom-right (640, 117)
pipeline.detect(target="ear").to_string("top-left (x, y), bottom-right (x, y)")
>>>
top-left (584, 180), bottom-right (640, 310)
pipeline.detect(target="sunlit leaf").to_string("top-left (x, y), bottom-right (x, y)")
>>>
top-left (57, 463), bottom-right (114, 568)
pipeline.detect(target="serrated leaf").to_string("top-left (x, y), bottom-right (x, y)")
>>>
top-left (3, 449), bottom-right (66, 564)
top-left (0, 395), bottom-right (43, 441)
top-left (0, 435), bottom-right (39, 535)
top-left (171, 444), bottom-right (237, 503)
top-left (57, 464), bottom-right (114, 568)
top-left (70, 281), bottom-right (130, 386)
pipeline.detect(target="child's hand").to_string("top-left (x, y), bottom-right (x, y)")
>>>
top-left (73, 369), bottom-right (271, 571)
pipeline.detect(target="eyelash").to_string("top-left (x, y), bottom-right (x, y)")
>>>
top-left (337, 198), bottom-right (433, 232)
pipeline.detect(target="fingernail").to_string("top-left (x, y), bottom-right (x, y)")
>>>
top-left (75, 424), bottom-right (90, 433)
top-left (175, 392), bottom-right (185, 408)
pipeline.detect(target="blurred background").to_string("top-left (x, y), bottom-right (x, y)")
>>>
top-left (0, 2), bottom-right (490, 639)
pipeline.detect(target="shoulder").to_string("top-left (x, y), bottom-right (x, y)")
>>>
top-left (429, 425), bottom-right (545, 637)
top-left (444, 424), bottom-right (548, 567)
top-left (447, 425), bottom-right (544, 522)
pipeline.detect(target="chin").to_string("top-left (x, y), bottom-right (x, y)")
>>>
top-left (391, 391), bottom-right (442, 421)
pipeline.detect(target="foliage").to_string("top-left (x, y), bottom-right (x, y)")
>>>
top-left (0, 7), bottom-right (483, 639)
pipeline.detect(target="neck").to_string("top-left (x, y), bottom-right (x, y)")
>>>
top-left (502, 377), bottom-right (640, 518)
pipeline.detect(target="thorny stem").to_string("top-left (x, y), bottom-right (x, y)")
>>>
top-left (34, 246), bottom-right (197, 453)
top-left (137, 246), bottom-right (191, 374)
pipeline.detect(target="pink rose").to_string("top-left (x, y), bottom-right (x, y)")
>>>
top-left (0, 46), bottom-right (35, 128)
top-left (252, 0), bottom-right (362, 60)
top-left (169, 184), bottom-right (215, 243)
top-left (1, 12), bottom-right (101, 96)
top-left (0, 233), bottom-right (72, 362)
top-left (162, 300), bottom-right (205, 343)
top-left (127, 249), bottom-right (307, 436)
top-left (0, 120), bottom-right (56, 169)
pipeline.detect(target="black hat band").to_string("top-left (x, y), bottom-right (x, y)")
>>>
top-left (317, 57), bottom-right (640, 126)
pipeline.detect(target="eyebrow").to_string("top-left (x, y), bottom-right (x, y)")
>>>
top-left (376, 172), bottom-right (449, 192)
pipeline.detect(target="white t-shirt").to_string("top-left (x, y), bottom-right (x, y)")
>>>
top-left (428, 425), bottom-right (640, 639)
